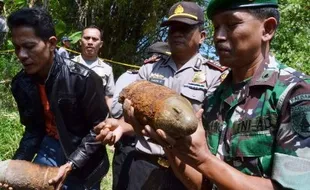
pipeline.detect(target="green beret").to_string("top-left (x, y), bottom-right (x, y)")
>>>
top-left (207, 0), bottom-right (278, 19)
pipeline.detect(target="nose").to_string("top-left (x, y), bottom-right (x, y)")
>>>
top-left (16, 48), bottom-right (28, 61)
top-left (214, 26), bottom-right (227, 43)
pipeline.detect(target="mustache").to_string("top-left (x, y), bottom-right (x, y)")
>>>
top-left (215, 43), bottom-right (231, 51)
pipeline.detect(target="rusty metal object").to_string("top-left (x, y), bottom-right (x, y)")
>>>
top-left (119, 80), bottom-right (198, 138)
top-left (0, 159), bottom-right (59, 190)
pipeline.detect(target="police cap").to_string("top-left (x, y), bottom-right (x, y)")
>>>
top-left (207, 0), bottom-right (278, 19)
top-left (161, 1), bottom-right (204, 27)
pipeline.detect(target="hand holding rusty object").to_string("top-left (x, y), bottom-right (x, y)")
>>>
top-left (0, 160), bottom-right (59, 190)
top-left (119, 80), bottom-right (198, 139)
top-left (48, 162), bottom-right (72, 190)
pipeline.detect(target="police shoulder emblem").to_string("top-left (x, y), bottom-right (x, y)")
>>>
top-left (220, 72), bottom-right (228, 82)
top-left (174, 4), bottom-right (184, 14)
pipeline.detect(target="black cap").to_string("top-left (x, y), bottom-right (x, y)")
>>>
top-left (161, 1), bottom-right (204, 27)
top-left (146, 42), bottom-right (171, 56)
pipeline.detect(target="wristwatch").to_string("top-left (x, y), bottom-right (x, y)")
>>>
top-left (67, 161), bottom-right (77, 170)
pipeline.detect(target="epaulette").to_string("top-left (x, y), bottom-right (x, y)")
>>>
top-left (99, 58), bottom-right (112, 67)
top-left (203, 59), bottom-right (228, 72)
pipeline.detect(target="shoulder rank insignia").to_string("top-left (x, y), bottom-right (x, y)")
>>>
top-left (204, 59), bottom-right (228, 72)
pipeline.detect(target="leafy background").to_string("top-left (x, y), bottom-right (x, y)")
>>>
top-left (0, 0), bottom-right (309, 189)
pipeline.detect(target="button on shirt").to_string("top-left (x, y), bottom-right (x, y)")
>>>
top-left (72, 55), bottom-right (115, 96)
top-left (136, 53), bottom-right (226, 155)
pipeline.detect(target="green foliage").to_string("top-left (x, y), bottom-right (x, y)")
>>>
top-left (0, 54), bottom-right (21, 111)
top-left (0, 111), bottom-right (24, 160)
top-left (272, 0), bottom-right (310, 74)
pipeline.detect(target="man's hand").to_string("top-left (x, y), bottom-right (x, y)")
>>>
top-left (143, 109), bottom-right (211, 168)
top-left (144, 55), bottom-right (161, 64)
top-left (94, 118), bottom-right (123, 145)
top-left (0, 183), bottom-right (13, 190)
top-left (122, 99), bottom-right (145, 135)
top-left (48, 162), bottom-right (72, 190)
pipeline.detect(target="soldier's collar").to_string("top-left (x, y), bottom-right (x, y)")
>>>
top-left (249, 55), bottom-right (278, 88)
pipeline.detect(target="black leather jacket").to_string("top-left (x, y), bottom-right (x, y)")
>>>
top-left (11, 53), bottom-right (110, 189)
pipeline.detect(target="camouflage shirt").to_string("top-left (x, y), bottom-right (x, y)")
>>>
top-left (203, 56), bottom-right (310, 190)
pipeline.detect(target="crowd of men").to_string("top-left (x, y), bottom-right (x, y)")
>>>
top-left (1, 0), bottom-right (309, 190)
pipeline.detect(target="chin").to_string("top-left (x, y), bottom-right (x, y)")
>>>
top-left (219, 58), bottom-right (233, 68)
top-left (24, 68), bottom-right (38, 75)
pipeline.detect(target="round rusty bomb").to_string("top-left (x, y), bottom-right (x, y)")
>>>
top-left (119, 80), bottom-right (198, 139)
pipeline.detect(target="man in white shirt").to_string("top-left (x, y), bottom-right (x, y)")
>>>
top-left (72, 26), bottom-right (115, 111)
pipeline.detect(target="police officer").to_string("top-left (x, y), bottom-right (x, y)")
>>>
top-left (107, 42), bottom-right (170, 190)
top-left (58, 36), bottom-right (71, 58)
top-left (96, 1), bottom-right (228, 190)
top-left (141, 0), bottom-right (310, 189)
top-left (143, 41), bottom-right (170, 64)
top-left (72, 25), bottom-right (115, 110)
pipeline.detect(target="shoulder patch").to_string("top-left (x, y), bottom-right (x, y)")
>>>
top-left (291, 105), bottom-right (310, 138)
top-left (100, 59), bottom-right (112, 67)
top-left (204, 59), bottom-right (228, 72)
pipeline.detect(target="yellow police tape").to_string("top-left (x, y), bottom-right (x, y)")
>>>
top-left (0, 47), bottom-right (141, 69)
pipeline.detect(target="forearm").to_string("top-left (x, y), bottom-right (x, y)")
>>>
top-left (105, 96), bottom-right (113, 113)
top-left (13, 130), bottom-right (44, 161)
top-left (197, 155), bottom-right (276, 190)
top-left (166, 152), bottom-right (210, 190)
top-left (69, 131), bottom-right (103, 168)
top-left (116, 116), bottom-right (135, 136)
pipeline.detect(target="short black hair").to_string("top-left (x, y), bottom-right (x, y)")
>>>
top-left (247, 7), bottom-right (280, 27)
top-left (7, 8), bottom-right (56, 41)
top-left (82, 25), bottom-right (103, 40)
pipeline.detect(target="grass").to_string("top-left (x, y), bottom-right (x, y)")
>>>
top-left (0, 110), bottom-right (113, 190)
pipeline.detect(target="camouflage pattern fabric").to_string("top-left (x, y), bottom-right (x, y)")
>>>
top-left (203, 56), bottom-right (310, 189)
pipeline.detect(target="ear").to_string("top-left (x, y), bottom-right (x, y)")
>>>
top-left (99, 40), bottom-right (103, 48)
top-left (262, 17), bottom-right (277, 42)
top-left (199, 30), bottom-right (206, 44)
top-left (48, 36), bottom-right (57, 52)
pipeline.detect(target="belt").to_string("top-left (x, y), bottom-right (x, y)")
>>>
top-left (134, 151), bottom-right (170, 168)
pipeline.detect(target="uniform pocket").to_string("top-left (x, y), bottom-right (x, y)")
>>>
top-left (230, 130), bottom-right (274, 157)
top-left (180, 85), bottom-right (205, 103)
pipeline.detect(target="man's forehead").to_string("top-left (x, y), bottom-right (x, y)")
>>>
top-left (82, 28), bottom-right (101, 38)
top-left (212, 9), bottom-right (254, 21)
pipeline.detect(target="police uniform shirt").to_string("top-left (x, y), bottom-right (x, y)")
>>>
top-left (72, 55), bottom-right (115, 96)
top-left (136, 53), bottom-right (227, 155)
top-left (111, 70), bottom-right (138, 119)
top-left (58, 47), bottom-right (70, 59)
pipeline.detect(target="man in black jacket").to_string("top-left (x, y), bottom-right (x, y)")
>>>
top-left (8, 8), bottom-right (109, 190)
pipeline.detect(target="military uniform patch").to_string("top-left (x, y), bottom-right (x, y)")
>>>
top-left (291, 105), bottom-right (310, 138)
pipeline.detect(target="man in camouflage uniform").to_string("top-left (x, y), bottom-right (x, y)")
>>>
top-left (140, 0), bottom-right (310, 189)
top-left (95, 2), bottom-right (228, 190)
